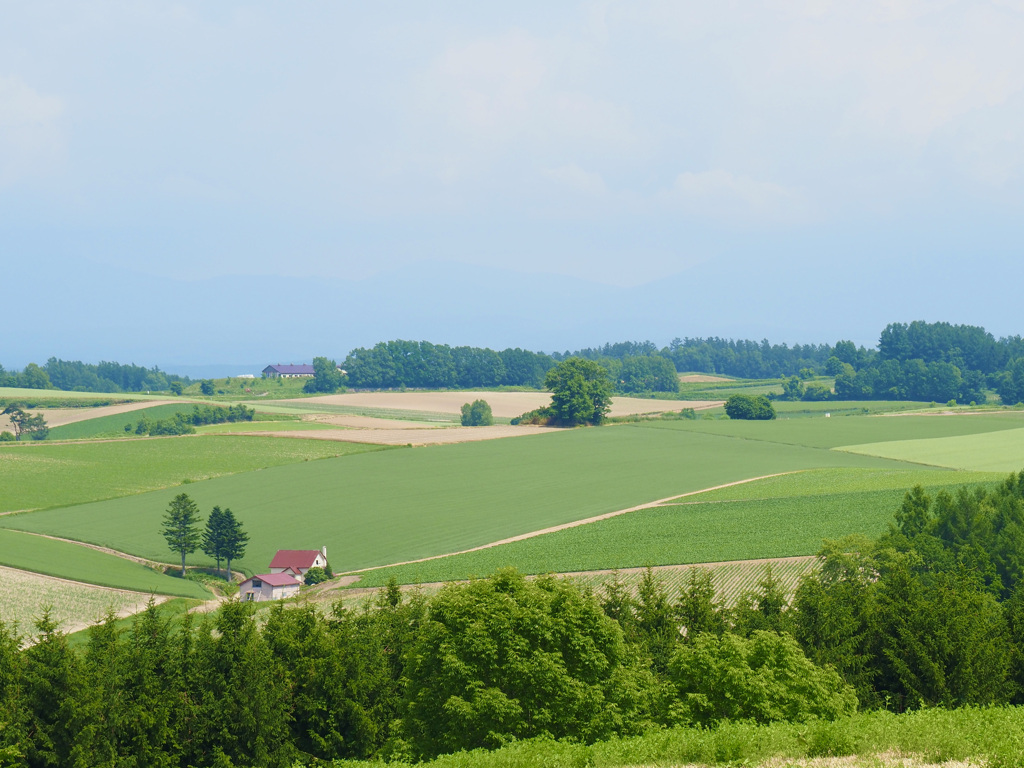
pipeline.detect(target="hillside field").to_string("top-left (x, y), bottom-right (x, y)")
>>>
top-left (351, 467), bottom-right (999, 587)
top-left (0, 436), bottom-right (388, 513)
top-left (0, 529), bottom-right (209, 598)
top-left (0, 423), bottom-right (942, 576)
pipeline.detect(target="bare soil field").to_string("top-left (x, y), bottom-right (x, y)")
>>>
top-left (287, 391), bottom-right (718, 419)
top-left (0, 400), bottom-right (182, 433)
top-left (235, 424), bottom-right (555, 446)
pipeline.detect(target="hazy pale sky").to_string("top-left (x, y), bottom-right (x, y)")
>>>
top-left (4, 1), bottom-right (1024, 368)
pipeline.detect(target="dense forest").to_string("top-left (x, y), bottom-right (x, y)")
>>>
top-left (2, 473), bottom-right (1024, 767)
top-left (5, 321), bottom-right (1024, 403)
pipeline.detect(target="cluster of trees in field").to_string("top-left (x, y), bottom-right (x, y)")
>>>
top-left (2, 473), bottom-right (1024, 766)
top-left (130, 404), bottom-right (255, 437)
top-left (0, 359), bottom-right (191, 393)
top-left (162, 492), bottom-right (248, 579)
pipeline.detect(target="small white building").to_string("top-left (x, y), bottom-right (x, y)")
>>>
top-left (239, 573), bottom-right (302, 602)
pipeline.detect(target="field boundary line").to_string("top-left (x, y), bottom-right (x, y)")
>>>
top-left (343, 471), bottom-right (802, 576)
top-left (12, 530), bottom-right (163, 568)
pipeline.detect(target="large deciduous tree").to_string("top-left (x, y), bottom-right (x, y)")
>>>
top-left (304, 356), bottom-right (345, 394)
top-left (1, 404), bottom-right (48, 441)
top-left (545, 357), bottom-right (613, 426)
top-left (162, 493), bottom-right (203, 575)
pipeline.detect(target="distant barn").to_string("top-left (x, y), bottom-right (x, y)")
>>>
top-left (262, 364), bottom-right (315, 378)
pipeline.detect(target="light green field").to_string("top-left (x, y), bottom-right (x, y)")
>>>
top-left (351, 468), bottom-right (997, 587)
top-left (0, 426), bottom-right (916, 576)
top-left (0, 529), bottom-right (209, 598)
top-left (195, 420), bottom-right (337, 434)
top-left (633, 412), bottom-right (1024, 449)
top-left (0, 436), bottom-right (389, 513)
top-left (0, 387), bottom-right (160, 402)
top-left (838, 426), bottom-right (1024, 472)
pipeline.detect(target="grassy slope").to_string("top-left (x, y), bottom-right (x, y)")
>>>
top-left (0, 529), bottom-right (209, 598)
top-left (354, 468), bottom-right (999, 586)
top-left (838, 426), bottom-right (1024, 471)
top-left (47, 403), bottom-right (205, 439)
top-left (0, 436), bottom-right (388, 513)
top-left (0, 426), bottom-right (914, 575)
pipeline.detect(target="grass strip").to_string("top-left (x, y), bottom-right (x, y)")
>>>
top-left (0, 529), bottom-right (210, 598)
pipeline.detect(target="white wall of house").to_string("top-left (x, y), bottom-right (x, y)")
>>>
top-left (240, 578), bottom-right (300, 601)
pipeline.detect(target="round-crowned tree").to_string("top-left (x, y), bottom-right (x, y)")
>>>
top-left (724, 394), bottom-right (776, 420)
top-left (545, 357), bottom-right (613, 426)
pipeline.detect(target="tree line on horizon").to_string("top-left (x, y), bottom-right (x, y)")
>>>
top-left (3, 473), bottom-right (1024, 767)
top-left (5, 321), bottom-right (1024, 404)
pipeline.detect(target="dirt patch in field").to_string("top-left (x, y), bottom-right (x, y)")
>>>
top-left (285, 391), bottom-right (719, 419)
top-left (0, 400), bottom-right (180, 433)
top-left (234, 424), bottom-right (556, 446)
top-left (301, 414), bottom-right (441, 430)
top-left (679, 374), bottom-right (733, 383)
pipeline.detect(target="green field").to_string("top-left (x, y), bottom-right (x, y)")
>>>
top-left (0, 425), bottom-right (916, 576)
top-left (632, 411), bottom-right (1024, 449)
top-left (0, 529), bottom-right (210, 598)
top-left (0, 436), bottom-right (389, 512)
top-left (46, 404), bottom-right (207, 440)
top-left (351, 468), bottom-right (998, 586)
top-left (838, 426), bottom-right (1024, 471)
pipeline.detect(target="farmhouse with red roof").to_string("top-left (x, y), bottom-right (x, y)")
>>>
top-left (269, 547), bottom-right (329, 577)
top-left (239, 572), bottom-right (301, 602)
top-left (238, 547), bottom-right (330, 602)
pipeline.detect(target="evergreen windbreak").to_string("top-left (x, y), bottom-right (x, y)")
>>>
top-left (3, 474), bottom-right (1024, 766)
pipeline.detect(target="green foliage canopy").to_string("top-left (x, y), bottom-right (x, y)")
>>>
top-left (545, 357), bottom-right (613, 426)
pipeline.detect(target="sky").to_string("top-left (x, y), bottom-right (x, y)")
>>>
top-left (4, 1), bottom-right (1024, 374)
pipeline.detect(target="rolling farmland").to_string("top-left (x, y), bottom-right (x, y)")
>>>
top-left (349, 468), bottom-right (999, 587)
top-left (0, 424), bottom-right (916, 576)
top-left (0, 436), bottom-right (388, 513)
top-left (838, 426), bottom-right (1024, 472)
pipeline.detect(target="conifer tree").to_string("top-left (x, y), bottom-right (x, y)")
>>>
top-left (162, 493), bottom-right (202, 575)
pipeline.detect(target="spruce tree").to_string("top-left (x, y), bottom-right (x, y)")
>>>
top-left (162, 493), bottom-right (202, 575)
top-left (202, 506), bottom-right (228, 577)
top-left (219, 508), bottom-right (249, 582)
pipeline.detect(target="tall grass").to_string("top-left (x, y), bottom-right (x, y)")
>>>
top-left (320, 706), bottom-right (1024, 767)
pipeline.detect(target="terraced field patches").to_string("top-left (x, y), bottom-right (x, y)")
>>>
top-left (0, 425), bottom-right (914, 576)
top-left (0, 436), bottom-right (388, 513)
top-left (0, 530), bottom-right (210, 597)
top-left (838, 427), bottom-right (1024, 472)
top-left (569, 557), bottom-right (819, 608)
top-left (0, 565), bottom-right (166, 635)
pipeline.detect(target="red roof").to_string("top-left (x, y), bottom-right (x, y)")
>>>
top-left (249, 573), bottom-right (301, 587)
top-left (269, 549), bottom-right (323, 569)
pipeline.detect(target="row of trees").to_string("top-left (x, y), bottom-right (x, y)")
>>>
top-left (161, 493), bottom-right (248, 580)
top-left (0, 359), bottom-right (191, 393)
top-left (130, 404), bottom-right (255, 437)
top-left (342, 341), bottom-right (557, 389)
